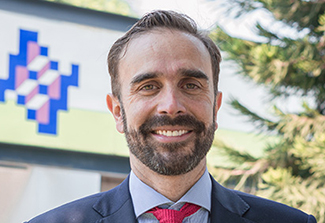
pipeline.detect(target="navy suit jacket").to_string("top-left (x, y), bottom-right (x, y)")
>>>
top-left (27, 175), bottom-right (317, 223)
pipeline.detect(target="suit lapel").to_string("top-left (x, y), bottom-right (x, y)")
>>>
top-left (210, 175), bottom-right (250, 223)
top-left (93, 176), bottom-right (137, 223)
top-left (91, 174), bottom-right (252, 222)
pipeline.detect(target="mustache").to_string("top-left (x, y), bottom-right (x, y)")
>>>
top-left (139, 115), bottom-right (206, 136)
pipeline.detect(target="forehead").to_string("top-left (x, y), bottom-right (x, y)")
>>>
top-left (119, 28), bottom-right (212, 81)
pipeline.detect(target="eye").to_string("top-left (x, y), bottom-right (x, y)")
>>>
top-left (141, 84), bottom-right (157, 91)
top-left (184, 83), bottom-right (198, 89)
top-left (137, 82), bottom-right (160, 96)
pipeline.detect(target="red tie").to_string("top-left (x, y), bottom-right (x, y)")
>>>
top-left (147, 203), bottom-right (201, 223)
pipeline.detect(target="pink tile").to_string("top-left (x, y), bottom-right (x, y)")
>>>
top-left (37, 99), bottom-right (49, 124)
top-left (48, 76), bottom-right (61, 99)
top-left (15, 66), bottom-right (28, 89)
top-left (27, 42), bottom-right (39, 64)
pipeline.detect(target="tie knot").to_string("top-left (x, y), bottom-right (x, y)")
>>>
top-left (147, 203), bottom-right (201, 223)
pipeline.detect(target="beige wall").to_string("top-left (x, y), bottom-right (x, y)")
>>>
top-left (0, 162), bottom-right (101, 223)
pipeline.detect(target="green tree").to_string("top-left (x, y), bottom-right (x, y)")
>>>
top-left (210, 0), bottom-right (325, 221)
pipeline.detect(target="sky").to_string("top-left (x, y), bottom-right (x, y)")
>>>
top-left (131, 0), bottom-right (222, 29)
top-left (128, 0), bottom-right (270, 41)
top-left (128, 0), bottom-right (306, 42)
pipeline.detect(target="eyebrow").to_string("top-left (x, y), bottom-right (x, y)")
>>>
top-left (179, 69), bottom-right (209, 81)
top-left (130, 73), bottom-right (160, 86)
top-left (129, 69), bottom-right (209, 86)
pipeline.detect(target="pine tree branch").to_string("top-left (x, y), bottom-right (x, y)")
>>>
top-left (213, 139), bottom-right (257, 165)
top-left (274, 104), bottom-right (325, 140)
top-left (230, 98), bottom-right (278, 132)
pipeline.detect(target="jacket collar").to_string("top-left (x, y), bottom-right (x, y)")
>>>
top-left (93, 176), bottom-right (137, 223)
top-left (92, 174), bottom-right (251, 223)
top-left (210, 175), bottom-right (250, 222)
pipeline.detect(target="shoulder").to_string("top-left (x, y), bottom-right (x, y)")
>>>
top-left (233, 190), bottom-right (316, 222)
top-left (26, 192), bottom-right (105, 223)
top-left (210, 176), bottom-right (316, 223)
top-left (26, 176), bottom-right (131, 223)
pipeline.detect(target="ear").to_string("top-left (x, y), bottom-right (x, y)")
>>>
top-left (214, 91), bottom-right (223, 130)
top-left (106, 94), bottom-right (124, 133)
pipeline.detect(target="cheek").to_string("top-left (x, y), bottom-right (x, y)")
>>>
top-left (125, 100), bottom-right (155, 128)
top-left (189, 100), bottom-right (215, 124)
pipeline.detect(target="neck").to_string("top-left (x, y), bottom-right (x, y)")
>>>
top-left (130, 153), bottom-right (207, 202)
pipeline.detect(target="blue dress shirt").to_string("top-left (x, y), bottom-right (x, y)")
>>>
top-left (129, 169), bottom-right (212, 223)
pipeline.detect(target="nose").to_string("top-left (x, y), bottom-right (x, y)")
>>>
top-left (156, 88), bottom-right (186, 116)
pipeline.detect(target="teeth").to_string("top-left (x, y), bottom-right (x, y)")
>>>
top-left (156, 130), bottom-right (188, 137)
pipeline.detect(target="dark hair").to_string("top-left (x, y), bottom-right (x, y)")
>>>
top-left (107, 10), bottom-right (221, 97)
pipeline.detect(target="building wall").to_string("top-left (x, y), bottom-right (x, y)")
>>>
top-left (0, 2), bottom-right (134, 221)
top-left (0, 163), bottom-right (101, 223)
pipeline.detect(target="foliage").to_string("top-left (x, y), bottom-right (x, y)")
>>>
top-left (210, 0), bottom-right (325, 221)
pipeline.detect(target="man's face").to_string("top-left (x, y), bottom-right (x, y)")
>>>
top-left (107, 28), bottom-right (222, 175)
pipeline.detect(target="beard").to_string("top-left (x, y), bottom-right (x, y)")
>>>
top-left (121, 104), bottom-right (216, 176)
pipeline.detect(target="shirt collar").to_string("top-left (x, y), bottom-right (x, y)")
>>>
top-left (129, 169), bottom-right (212, 218)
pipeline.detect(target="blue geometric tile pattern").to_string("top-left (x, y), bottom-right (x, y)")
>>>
top-left (0, 29), bottom-right (79, 135)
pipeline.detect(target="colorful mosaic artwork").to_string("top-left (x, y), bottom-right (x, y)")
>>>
top-left (0, 29), bottom-right (79, 135)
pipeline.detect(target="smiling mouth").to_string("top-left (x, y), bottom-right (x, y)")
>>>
top-left (153, 130), bottom-right (191, 137)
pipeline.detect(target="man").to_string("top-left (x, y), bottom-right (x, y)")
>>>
top-left (27, 10), bottom-right (317, 223)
